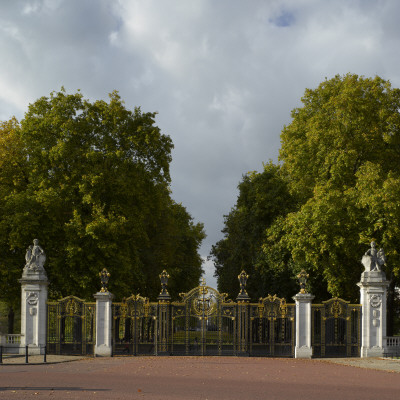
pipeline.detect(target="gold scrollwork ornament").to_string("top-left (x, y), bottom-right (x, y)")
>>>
top-left (330, 300), bottom-right (342, 318)
top-left (65, 298), bottom-right (80, 316)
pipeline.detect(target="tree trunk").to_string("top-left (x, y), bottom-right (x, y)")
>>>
top-left (7, 306), bottom-right (14, 334)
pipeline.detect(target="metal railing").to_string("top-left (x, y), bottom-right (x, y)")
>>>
top-left (0, 345), bottom-right (47, 364)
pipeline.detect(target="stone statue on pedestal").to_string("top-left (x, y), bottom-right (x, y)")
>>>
top-left (361, 241), bottom-right (386, 272)
top-left (25, 239), bottom-right (46, 271)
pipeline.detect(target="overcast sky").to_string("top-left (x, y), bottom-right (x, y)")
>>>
top-left (2, 0), bottom-right (400, 289)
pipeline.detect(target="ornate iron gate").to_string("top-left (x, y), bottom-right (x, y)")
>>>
top-left (249, 295), bottom-right (295, 357)
top-left (170, 280), bottom-right (236, 355)
top-left (47, 296), bottom-right (95, 355)
top-left (312, 298), bottom-right (361, 357)
top-left (109, 279), bottom-right (295, 357)
top-left (45, 271), bottom-right (361, 358)
top-left (112, 295), bottom-right (157, 355)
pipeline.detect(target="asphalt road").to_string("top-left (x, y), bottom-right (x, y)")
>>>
top-left (1, 356), bottom-right (399, 400)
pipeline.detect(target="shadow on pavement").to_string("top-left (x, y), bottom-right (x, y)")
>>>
top-left (0, 387), bottom-right (109, 392)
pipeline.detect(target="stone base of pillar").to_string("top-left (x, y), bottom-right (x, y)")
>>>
top-left (295, 346), bottom-right (313, 359)
top-left (18, 344), bottom-right (46, 355)
top-left (361, 346), bottom-right (385, 358)
top-left (95, 343), bottom-right (112, 357)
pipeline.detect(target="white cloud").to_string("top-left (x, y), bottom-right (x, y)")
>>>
top-left (109, 30), bottom-right (120, 47)
top-left (22, 0), bottom-right (63, 15)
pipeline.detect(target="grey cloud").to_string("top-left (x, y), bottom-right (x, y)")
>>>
top-left (2, 0), bottom-right (400, 288)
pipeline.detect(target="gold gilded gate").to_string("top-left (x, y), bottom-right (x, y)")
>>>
top-left (47, 295), bottom-right (95, 355)
top-left (170, 279), bottom-right (236, 355)
top-left (46, 269), bottom-right (360, 357)
top-left (112, 295), bottom-right (157, 355)
top-left (249, 295), bottom-right (295, 357)
top-left (312, 298), bottom-right (361, 357)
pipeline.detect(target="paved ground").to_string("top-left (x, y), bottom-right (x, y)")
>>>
top-left (1, 356), bottom-right (399, 400)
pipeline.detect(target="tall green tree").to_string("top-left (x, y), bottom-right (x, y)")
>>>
top-left (264, 74), bottom-right (400, 331)
top-left (0, 89), bottom-right (205, 306)
top-left (213, 74), bottom-right (400, 334)
top-left (211, 163), bottom-right (296, 300)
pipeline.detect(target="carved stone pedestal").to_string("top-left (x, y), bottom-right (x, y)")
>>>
top-left (19, 265), bottom-right (48, 355)
top-left (358, 270), bottom-right (389, 357)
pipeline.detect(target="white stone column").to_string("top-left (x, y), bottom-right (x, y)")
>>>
top-left (94, 291), bottom-right (114, 356)
top-left (19, 267), bottom-right (48, 355)
top-left (358, 270), bottom-right (389, 357)
top-left (293, 293), bottom-right (314, 359)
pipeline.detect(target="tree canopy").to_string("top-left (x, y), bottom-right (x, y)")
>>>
top-left (273, 74), bottom-right (400, 302)
top-left (0, 90), bottom-right (205, 305)
top-left (211, 163), bottom-right (296, 300)
top-left (213, 74), bottom-right (400, 329)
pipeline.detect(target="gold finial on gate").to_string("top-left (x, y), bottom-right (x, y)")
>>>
top-left (158, 270), bottom-right (171, 300)
top-left (99, 268), bottom-right (110, 293)
top-left (297, 270), bottom-right (309, 294)
top-left (236, 270), bottom-right (250, 301)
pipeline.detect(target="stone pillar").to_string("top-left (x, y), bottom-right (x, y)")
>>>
top-left (293, 293), bottom-right (314, 358)
top-left (94, 291), bottom-right (114, 356)
top-left (358, 270), bottom-right (389, 357)
top-left (19, 261), bottom-right (48, 355)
